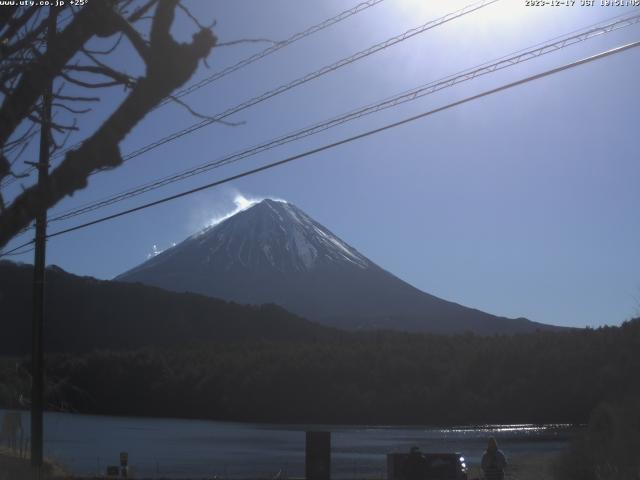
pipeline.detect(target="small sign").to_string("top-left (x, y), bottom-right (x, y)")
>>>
top-left (120, 452), bottom-right (128, 467)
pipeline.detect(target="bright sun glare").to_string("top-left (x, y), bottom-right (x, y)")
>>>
top-left (399, 0), bottom-right (526, 26)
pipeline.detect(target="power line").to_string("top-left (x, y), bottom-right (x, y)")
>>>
top-left (42, 11), bottom-right (640, 225)
top-left (3, 0), bottom-right (497, 190)
top-left (1, 238), bottom-right (33, 256)
top-left (0, 9), bottom-right (79, 188)
top-left (12, 0), bottom-right (388, 174)
top-left (5, 0), bottom-right (378, 189)
top-left (161, 0), bottom-right (388, 107)
top-left (0, 245), bottom-right (35, 257)
top-left (113, 0), bottom-right (499, 164)
top-left (3, 38), bottom-right (638, 258)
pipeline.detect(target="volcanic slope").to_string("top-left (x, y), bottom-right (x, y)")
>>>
top-left (117, 199), bottom-right (555, 334)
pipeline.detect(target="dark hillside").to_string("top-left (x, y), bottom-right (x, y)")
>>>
top-left (0, 261), bottom-right (334, 355)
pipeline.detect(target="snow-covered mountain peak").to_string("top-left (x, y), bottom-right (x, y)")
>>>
top-left (126, 198), bottom-right (371, 278)
top-left (115, 198), bottom-right (544, 335)
top-left (197, 198), bottom-right (370, 272)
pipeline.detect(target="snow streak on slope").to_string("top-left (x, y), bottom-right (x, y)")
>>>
top-left (195, 199), bottom-right (370, 272)
top-left (122, 199), bottom-right (370, 278)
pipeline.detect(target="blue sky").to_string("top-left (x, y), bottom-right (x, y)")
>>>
top-left (3, 0), bottom-right (640, 328)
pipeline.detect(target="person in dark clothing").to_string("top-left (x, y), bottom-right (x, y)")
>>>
top-left (481, 437), bottom-right (507, 480)
top-left (402, 446), bottom-right (427, 480)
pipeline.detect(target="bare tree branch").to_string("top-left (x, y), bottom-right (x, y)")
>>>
top-left (51, 119), bottom-right (78, 153)
top-left (0, 6), bottom-right (19, 32)
top-left (49, 120), bottom-right (79, 134)
top-left (128, 0), bottom-right (159, 23)
top-left (0, 2), bottom-right (109, 148)
top-left (52, 103), bottom-right (92, 115)
top-left (109, 12), bottom-right (151, 62)
top-left (60, 70), bottom-right (127, 89)
top-left (81, 32), bottom-right (124, 56)
top-left (176, 2), bottom-right (215, 31)
top-left (8, 134), bottom-right (35, 166)
top-left (0, 154), bottom-right (9, 181)
top-left (1, 16), bottom-right (48, 58)
top-left (64, 64), bottom-right (136, 87)
top-left (3, 122), bottom-right (38, 155)
top-left (0, 0), bottom-right (217, 248)
top-left (167, 94), bottom-right (244, 126)
top-left (0, 7), bottom-right (37, 44)
top-left (53, 93), bottom-right (100, 102)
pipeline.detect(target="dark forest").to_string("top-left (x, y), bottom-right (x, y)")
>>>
top-left (2, 318), bottom-right (638, 425)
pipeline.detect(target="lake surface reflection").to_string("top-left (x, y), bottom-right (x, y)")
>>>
top-left (1, 409), bottom-right (578, 478)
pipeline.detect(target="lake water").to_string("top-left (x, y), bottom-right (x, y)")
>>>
top-left (1, 409), bottom-right (577, 478)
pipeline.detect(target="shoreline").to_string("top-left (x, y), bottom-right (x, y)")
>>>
top-left (0, 406), bottom-right (583, 430)
top-left (2, 448), bottom-right (559, 480)
top-left (2, 410), bottom-right (568, 480)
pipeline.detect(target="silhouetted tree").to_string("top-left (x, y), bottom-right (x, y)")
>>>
top-left (0, 0), bottom-right (217, 248)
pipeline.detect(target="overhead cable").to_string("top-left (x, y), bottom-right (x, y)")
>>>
top-left (44, 11), bottom-right (640, 225)
top-left (1, 0), bottom-right (388, 188)
top-left (3, 38), bottom-right (638, 258)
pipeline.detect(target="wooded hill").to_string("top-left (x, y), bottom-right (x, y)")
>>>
top-left (2, 260), bottom-right (638, 425)
top-left (1, 319), bottom-right (638, 425)
top-left (0, 260), bottom-right (334, 355)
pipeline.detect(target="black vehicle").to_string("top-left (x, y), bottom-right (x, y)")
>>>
top-left (423, 453), bottom-right (468, 480)
top-left (388, 452), bottom-right (468, 480)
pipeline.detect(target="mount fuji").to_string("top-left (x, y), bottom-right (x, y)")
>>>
top-left (116, 198), bottom-right (555, 334)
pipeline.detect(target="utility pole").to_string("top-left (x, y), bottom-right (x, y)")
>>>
top-left (31, 6), bottom-right (57, 475)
